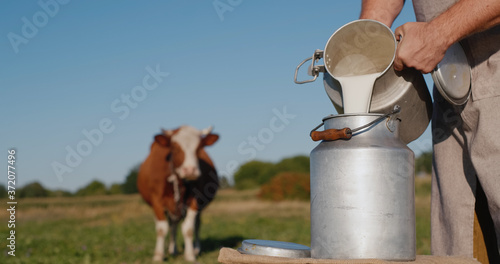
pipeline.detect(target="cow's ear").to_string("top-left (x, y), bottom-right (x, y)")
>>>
top-left (154, 134), bottom-right (170, 147)
top-left (202, 134), bottom-right (219, 146)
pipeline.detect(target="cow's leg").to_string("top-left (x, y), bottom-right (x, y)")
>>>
top-left (154, 218), bottom-right (168, 262)
top-left (152, 199), bottom-right (168, 262)
top-left (194, 212), bottom-right (201, 256)
top-left (181, 208), bottom-right (198, 262)
top-left (168, 218), bottom-right (178, 255)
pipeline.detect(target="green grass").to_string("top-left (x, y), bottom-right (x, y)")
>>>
top-left (415, 176), bottom-right (432, 255)
top-left (0, 176), bottom-right (431, 263)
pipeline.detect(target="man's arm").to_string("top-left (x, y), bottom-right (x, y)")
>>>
top-left (428, 0), bottom-right (500, 47)
top-left (394, 0), bottom-right (500, 73)
top-left (360, 0), bottom-right (405, 27)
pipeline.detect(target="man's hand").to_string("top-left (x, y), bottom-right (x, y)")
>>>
top-left (362, 0), bottom-right (500, 73)
top-left (394, 22), bottom-right (450, 73)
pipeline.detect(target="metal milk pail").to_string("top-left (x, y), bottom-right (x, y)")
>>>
top-left (309, 113), bottom-right (416, 261)
top-left (294, 19), bottom-right (432, 144)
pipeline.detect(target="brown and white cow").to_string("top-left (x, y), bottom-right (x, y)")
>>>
top-left (137, 125), bottom-right (219, 262)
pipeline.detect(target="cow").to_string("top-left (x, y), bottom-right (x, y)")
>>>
top-left (137, 125), bottom-right (219, 262)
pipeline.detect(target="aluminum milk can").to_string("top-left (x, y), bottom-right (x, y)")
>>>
top-left (309, 112), bottom-right (416, 261)
top-left (294, 19), bottom-right (432, 144)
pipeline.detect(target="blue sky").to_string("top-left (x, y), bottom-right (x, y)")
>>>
top-left (1, 1), bottom-right (433, 192)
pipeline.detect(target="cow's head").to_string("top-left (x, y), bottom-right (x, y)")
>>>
top-left (154, 125), bottom-right (219, 180)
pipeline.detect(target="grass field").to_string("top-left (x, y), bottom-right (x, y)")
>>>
top-left (0, 176), bottom-right (431, 264)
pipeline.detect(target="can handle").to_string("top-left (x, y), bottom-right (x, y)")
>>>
top-left (294, 49), bottom-right (325, 84)
top-left (309, 105), bottom-right (401, 142)
top-left (310, 128), bottom-right (352, 141)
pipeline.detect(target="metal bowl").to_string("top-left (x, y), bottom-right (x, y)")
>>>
top-left (237, 239), bottom-right (311, 258)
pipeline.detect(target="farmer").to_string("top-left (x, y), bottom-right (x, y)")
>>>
top-left (360, 0), bottom-right (500, 261)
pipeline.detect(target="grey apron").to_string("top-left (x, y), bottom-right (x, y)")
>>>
top-left (413, 0), bottom-right (500, 257)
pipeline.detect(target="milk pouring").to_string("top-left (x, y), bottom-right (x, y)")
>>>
top-left (294, 19), bottom-right (423, 260)
top-left (336, 73), bottom-right (379, 113)
top-left (326, 51), bottom-right (382, 113)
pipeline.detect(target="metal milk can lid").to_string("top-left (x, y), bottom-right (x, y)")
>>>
top-left (237, 239), bottom-right (311, 258)
top-left (431, 42), bottom-right (471, 105)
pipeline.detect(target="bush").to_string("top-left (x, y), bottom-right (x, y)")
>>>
top-left (19, 182), bottom-right (49, 198)
top-left (108, 183), bottom-right (123, 195)
top-left (233, 161), bottom-right (277, 190)
top-left (233, 155), bottom-right (310, 190)
top-left (0, 184), bottom-right (7, 198)
top-left (122, 164), bottom-right (140, 194)
top-left (76, 180), bottom-right (107, 196)
top-left (258, 172), bottom-right (310, 201)
top-left (416, 151), bottom-right (432, 174)
top-left (274, 155), bottom-right (309, 174)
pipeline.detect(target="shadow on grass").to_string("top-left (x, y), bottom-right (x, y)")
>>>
top-left (201, 235), bottom-right (245, 252)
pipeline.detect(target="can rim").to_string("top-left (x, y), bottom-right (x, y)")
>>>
top-left (322, 113), bottom-right (384, 122)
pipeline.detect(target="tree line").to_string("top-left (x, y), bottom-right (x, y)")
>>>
top-left (0, 151), bottom-right (432, 199)
top-left (0, 179), bottom-right (129, 199)
top-left (233, 152), bottom-right (432, 189)
top-left (0, 163), bottom-right (229, 198)
top-left (234, 152), bottom-right (432, 201)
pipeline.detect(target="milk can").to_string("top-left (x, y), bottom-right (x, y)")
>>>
top-left (309, 110), bottom-right (416, 260)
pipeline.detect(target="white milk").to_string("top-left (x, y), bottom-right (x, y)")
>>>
top-left (337, 73), bottom-right (379, 113)
top-left (330, 54), bottom-right (381, 113)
